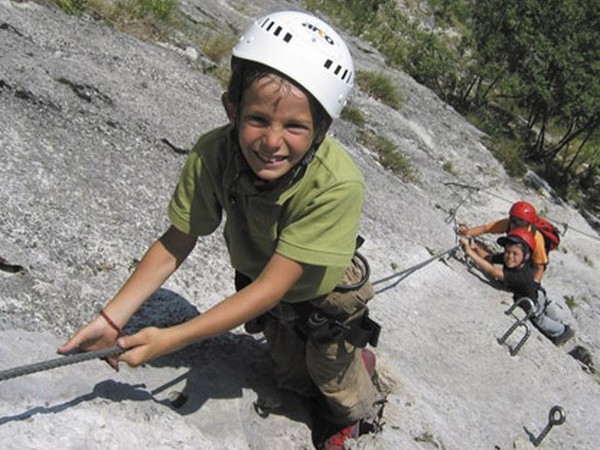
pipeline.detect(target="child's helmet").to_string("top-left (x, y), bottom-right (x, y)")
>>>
top-left (232, 10), bottom-right (354, 119)
top-left (509, 201), bottom-right (537, 223)
top-left (497, 228), bottom-right (536, 255)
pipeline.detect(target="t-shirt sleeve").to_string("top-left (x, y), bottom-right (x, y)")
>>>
top-left (276, 179), bottom-right (364, 267)
top-left (168, 150), bottom-right (223, 236)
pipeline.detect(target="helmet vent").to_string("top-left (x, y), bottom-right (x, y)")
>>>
top-left (324, 59), bottom-right (352, 84)
top-left (259, 19), bottom-right (294, 44)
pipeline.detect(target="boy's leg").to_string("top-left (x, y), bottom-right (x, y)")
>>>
top-left (306, 338), bottom-right (378, 424)
top-left (262, 311), bottom-right (320, 398)
top-left (544, 300), bottom-right (564, 321)
top-left (303, 259), bottom-right (379, 425)
top-left (530, 293), bottom-right (566, 339)
top-left (531, 313), bottom-right (566, 338)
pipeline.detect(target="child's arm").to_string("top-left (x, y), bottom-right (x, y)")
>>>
top-left (114, 252), bottom-right (303, 368)
top-left (533, 264), bottom-right (545, 284)
top-left (460, 236), bottom-right (504, 280)
top-left (456, 218), bottom-right (509, 236)
top-left (456, 223), bottom-right (488, 236)
top-left (58, 226), bottom-right (197, 358)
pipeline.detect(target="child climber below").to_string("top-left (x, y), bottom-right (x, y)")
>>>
top-left (460, 228), bottom-right (574, 346)
top-left (60, 11), bottom-right (381, 449)
top-left (456, 201), bottom-right (548, 284)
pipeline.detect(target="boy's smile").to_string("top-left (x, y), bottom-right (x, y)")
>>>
top-left (503, 243), bottom-right (526, 269)
top-left (236, 75), bottom-right (316, 181)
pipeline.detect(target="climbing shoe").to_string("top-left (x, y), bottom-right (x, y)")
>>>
top-left (552, 325), bottom-right (575, 347)
top-left (320, 422), bottom-right (359, 450)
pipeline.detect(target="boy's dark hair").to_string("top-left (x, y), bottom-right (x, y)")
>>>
top-left (227, 57), bottom-right (331, 137)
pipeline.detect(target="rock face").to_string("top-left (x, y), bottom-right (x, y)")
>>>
top-left (1, 1), bottom-right (599, 449)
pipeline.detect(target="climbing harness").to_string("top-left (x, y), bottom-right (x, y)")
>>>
top-left (0, 346), bottom-right (123, 382)
top-left (371, 245), bottom-right (460, 294)
top-left (496, 297), bottom-right (536, 356)
top-left (293, 250), bottom-right (381, 347)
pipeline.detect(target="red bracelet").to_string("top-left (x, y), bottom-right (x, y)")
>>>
top-left (100, 309), bottom-right (126, 336)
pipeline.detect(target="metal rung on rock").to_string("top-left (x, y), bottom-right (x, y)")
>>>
top-left (497, 297), bottom-right (535, 356)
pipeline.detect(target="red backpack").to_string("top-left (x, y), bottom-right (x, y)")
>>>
top-left (533, 217), bottom-right (561, 253)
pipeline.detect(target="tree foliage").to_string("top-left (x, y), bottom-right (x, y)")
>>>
top-left (306, 0), bottom-right (599, 205)
top-left (471, 0), bottom-right (600, 178)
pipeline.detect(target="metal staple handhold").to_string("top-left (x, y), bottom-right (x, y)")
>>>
top-left (497, 297), bottom-right (535, 356)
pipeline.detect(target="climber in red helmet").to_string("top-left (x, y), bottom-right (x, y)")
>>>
top-left (456, 201), bottom-right (548, 284)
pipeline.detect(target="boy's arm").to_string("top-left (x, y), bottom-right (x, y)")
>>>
top-left (105, 225), bottom-right (198, 324)
top-left (59, 225), bottom-right (197, 356)
top-left (456, 223), bottom-right (488, 236)
top-left (533, 264), bottom-right (545, 284)
top-left (457, 218), bottom-right (509, 236)
top-left (115, 252), bottom-right (304, 367)
top-left (531, 231), bottom-right (547, 283)
top-left (460, 237), bottom-right (504, 280)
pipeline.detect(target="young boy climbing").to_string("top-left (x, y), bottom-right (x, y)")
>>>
top-left (459, 229), bottom-right (574, 346)
top-left (59, 10), bottom-right (381, 449)
top-left (456, 201), bottom-right (549, 284)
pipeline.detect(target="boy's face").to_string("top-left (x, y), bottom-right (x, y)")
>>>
top-left (503, 243), bottom-right (527, 269)
top-left (235, 75), bottom-right (316, 181)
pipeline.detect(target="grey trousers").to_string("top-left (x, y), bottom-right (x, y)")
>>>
top-left (531, 290), bottom-right (566, 338)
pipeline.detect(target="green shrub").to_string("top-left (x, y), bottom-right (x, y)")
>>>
top-left (356, 70), bottom-right (402, 109)
top-left (200, 32), bottom-right (238, 63)
top-left (340, 105), bottom-right (366, 127)
top-left (117, 0), bottom-right (177, 22)
top-left (481, 135), bottom-right (528, 178)
top-left (564, 295), bottom-right (578, 311)
top-left (414, 431), bottom-right (435, 443)
top-left (57, 0), bottom-right (179, 40)
top-left (466, 110), bottom-right (528, 178)
top-left (360, 130), bottom-right (416, 181)
top-left (442, 160), bottom-right (458, 176)
top-left (51, 0), bottom-right (86, 14)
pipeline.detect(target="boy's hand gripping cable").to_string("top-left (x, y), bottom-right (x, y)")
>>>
top-left (0, 310), bottom-right (126, 382)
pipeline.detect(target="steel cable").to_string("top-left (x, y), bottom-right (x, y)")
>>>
top-left (0, 347), bottom-right (123, 382)
top-left (372, 245), bottom-right (460, 294)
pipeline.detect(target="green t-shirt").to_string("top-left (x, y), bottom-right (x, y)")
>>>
top-left (168, 125), bottom-right (365, 302)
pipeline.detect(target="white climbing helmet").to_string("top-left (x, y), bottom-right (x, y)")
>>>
top-left (232, 10), bottom-right (354, 119)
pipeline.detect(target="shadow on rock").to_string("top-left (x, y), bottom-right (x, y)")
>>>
top-left (0, 380), bottom-right (155, 425)
top-left (130, 288), bottom-right (312, 427)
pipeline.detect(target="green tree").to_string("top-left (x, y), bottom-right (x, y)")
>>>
top-left (471, 0), bottom-right (600, 180)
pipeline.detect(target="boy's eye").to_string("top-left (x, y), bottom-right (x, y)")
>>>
top-left (286, 122), bottom-right (310, 133)
top-left (245, 115), bottom-right (268, 125)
